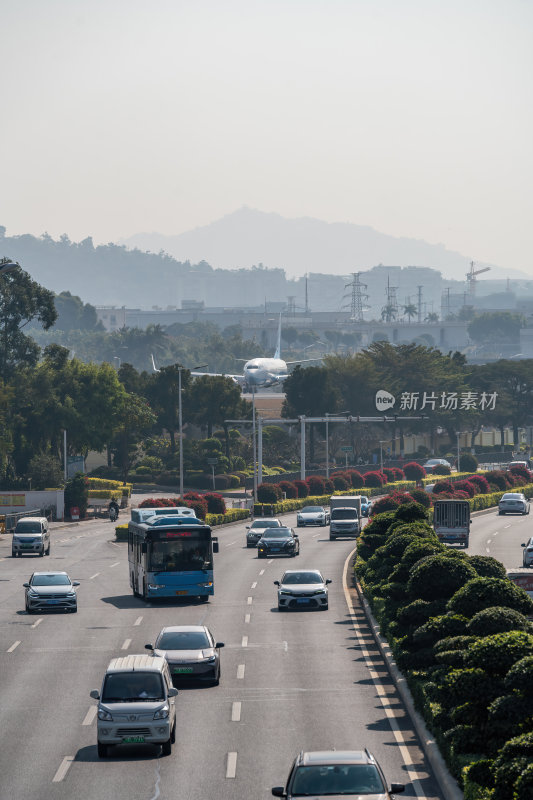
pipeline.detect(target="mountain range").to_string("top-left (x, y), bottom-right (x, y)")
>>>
top-left (120, 207), bottom-right (524, 281)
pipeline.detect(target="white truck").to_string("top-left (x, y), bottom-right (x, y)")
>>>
top-left (432, 499), bottom-right (471, 548)
top-left (329, 495), bottom-right (362, 540)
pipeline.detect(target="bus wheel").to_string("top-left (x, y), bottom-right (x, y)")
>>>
top-left (142, 580), bottom-right (148, 600)
top-left (200, 595), bottom-right (209, 603)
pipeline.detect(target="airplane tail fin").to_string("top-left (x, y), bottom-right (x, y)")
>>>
top-left (151, 354), bottom-right (161, 372)
top-left (274, 313), bottom-right (282, 360)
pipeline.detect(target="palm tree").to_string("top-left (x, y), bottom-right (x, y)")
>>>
top-left (381, 304), bottom-right (397, 323)
top-left (403, 303), bottom-right (417, 323)
top-left (425, 312), bottom-right (439, 323)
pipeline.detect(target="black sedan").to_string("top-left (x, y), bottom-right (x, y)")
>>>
top-left (257, 527), bottom-right (300, 559)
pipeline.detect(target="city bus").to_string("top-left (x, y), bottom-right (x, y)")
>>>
top-left (128, 515), bottom-right (219, 601)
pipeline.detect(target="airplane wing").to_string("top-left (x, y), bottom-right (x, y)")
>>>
top-left (284, 358), bottom-right (322, 366)
top-left (191, 370), bottom-right (244, 385)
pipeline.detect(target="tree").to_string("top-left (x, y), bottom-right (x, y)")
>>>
top-left (0, 261), bottom-right (57, 381)
top-left (381, 304), bottom-right (397, 323)
top-left (282, 365), bottom-right (340, 460)
top-left (109, 393), bottom-right (156, 482)
top-left (281, 327), bottom-right (298, 352)
top-left (425, 312), bottom-right (439, 323)
top-left (188, 376), bottom-right (250, 458)
top-left (468, 312), bottom-right (525, 345)
top-left (53, 291), bottom-right (103, 331)
top-left (146, 364), bottom-right (191, 453)
top-left (403, 303), bottom-right (417, 322)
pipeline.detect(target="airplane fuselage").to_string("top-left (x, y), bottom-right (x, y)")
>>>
top-left (243, 357), bottom-right (289, 389)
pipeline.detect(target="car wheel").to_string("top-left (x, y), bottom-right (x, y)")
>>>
top-left (200, 595), bottom-right (209, 603)
top-left (278, 605), bottom-right (286, 612)
top-left (47, 546), bottom-right (51, 555)
top-left (39, 549), bottom-right (44, 557)
top-left (329, 535), bottom-right (336, 541)
top-left (321, 603), bottom-right (329, 611)
top-left (258, 552), bottom-right (266, 559)
top-left (170, 722), bottom-right (176, 743)
top-left (71, 606), bottom-right (78, 613)
top-left (161, 737), bottom-right (172, 756)
top-left (97, 742), bottom-right (108, 758)
top-left (246, 542), bottom-right (254, 548)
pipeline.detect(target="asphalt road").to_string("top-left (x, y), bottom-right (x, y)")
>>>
top-left (2, 505), bottom-right (523, 800)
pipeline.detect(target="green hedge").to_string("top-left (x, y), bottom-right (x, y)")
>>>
top-left (115, 524), bottom-right (128, 540)
top-left (422, 470), bottom-right (487, 486)
top-left (88, 488), bottom-right (123, 500)
top-left (206, 509), bottom-right (250, 526)
top-left (87, 477), bottom-right (132, 496)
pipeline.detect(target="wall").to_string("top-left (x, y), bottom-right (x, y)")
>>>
top-left (0, 490), bottom-right (65, 520)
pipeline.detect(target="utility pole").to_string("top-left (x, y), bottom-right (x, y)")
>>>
top-left (343, 272), bottom-right (368, 322)
top-left (417, 285), bottom-right (423, 323)
top-left (305, 274), bottom-right (309, 314)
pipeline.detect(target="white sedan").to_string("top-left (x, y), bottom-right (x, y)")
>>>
top-left (296, 506), bottom-right (330, 527)
top-left (498, 493), bottom-right (530, 515)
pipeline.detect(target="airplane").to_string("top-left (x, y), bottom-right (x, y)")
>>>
top-left (151, 315), bottom-right (318, 392)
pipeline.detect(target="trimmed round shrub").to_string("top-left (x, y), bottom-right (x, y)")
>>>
top-left (485, 470), bottom-right (510, 491)
top-left (184, 497), bottom-right (207, 519)
top-left (409, 488), bottom-right (432, 507)
top-left (347, 470), bottom-right (364, 488)
top-left (468, 606), bottom-right (531, 637)
top-left (468, 555), bottom-right (508, 580)
top-left (214, 474), bottom-right (231, 490)
top-left (403, 461), bottom-right (426, 481)
top-left (394, 501), bottom-right (429, 523)
top-left (257, 483), bottom-right (282, 503)
top-left (413, 613), bottom-right (469, 648)
top-left (396, 598), bottom-right (447, 628)
top-left (454, 479), bottom-right (477, 497)
top-left (306, 475), bottom-right (325, 495)
top-left (332, 475), bottom-right (349, 490)
top-left (433, 463), bottom-right (451, 475)
top-left (509, 464), bottom-right (532, 481)
top-left (323, 478), bottom-right (334, 492)
top-left (408, 554), bottom-right (478, 601)
top-left (370, 495), bottom-right (401, 515)
top-left (467, 631), bottom-right (533, 676)
top-left (139, 498), bottom-right (170, 508)
top-left (514, 763), bottom-right (533, 800)
top-left (448, 578), bottom-right (533, 618)
top-left (460, 453), bottom-right (478, 472)
top-left (464, 759), bottom-right (494, 790)
top-left (444, 724), bottom-right (485, 756)
top-left (492, 731), bottom-right (533, 800)
top-left (439, 667), bottom-right (503, 709)
top-left (452, 490), bottom-right (470, 499)
top-left (469, 474), bottom-right (491, 494)
top-left (203, 493), bottom-right (226, 514)
top-left (293, 479), bottom-right (309, 498)
top-left (400, 538), bottom-right (444, 570)
top-left (505, 656), bottom-right (533, 697)
top-left (383, 467), bottom-right (396, 481)
top-left (278, 480), bottom-right (298, 499)
top-left (364, 470), bottom-right (386, 487)
top-left (432, 480), bottom-right (454, 494)
top-left (391, 467), bottom-right (405, 480)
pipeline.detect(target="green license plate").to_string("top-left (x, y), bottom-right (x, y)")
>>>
top-left (172, 666), bottom-right (193, 674)
top-left (123, 736), bottom-right (145, 743)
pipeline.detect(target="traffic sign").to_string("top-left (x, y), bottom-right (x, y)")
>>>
top-left (341, 446), bottom-right (353, 452)
top-left (207, 457), bottom-right (218, 465)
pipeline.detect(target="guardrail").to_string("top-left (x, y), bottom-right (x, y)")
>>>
top-left (0, 508), bottom-right (43, 533)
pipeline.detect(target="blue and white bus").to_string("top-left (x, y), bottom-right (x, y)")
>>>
top-left (128, 516), bottom-right (219, 601)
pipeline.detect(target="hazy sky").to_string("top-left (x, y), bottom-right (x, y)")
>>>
top-left (2, 0), bottom-right (532, 272)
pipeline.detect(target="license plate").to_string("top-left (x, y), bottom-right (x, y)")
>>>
top-left (172, 667), bottom-right (194, 674)
top-left (175, 590), bottom-right (188, 595)
top-left (47, 599), bottom-right (62, 604)
top-left (123, 736), bottom-right (145, 743)
top-left (297, 598), bottom-right (311, 603)
top-left (271, 548), bottom-right (280, 552)
top-left (22, 545), bottom-right (33, 548)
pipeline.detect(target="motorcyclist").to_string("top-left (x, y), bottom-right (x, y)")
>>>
top-left (108, 499), bottom-right (120, 520)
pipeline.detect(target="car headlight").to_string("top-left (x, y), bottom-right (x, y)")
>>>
top-left (28, 589), bottom-right (39, 597)
top-left (312, 589), bottom-right (326, 595)
top-left (153, 706), bottom-right (169, 720)
top-left (280, 590), bottom-right (292, 596)
top-left (66, 591), bottom-right (76, 597)
top-left (98, 708), bottom-right (113, 721)
top-left (205, 655), bottom-right (216, 663)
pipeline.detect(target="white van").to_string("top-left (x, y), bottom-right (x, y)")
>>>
top-left (90, 654), bottom-right (178, 758)
top-left (12, 517), bottom-right (50, 557)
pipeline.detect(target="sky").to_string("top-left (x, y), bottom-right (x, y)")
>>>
top-left (1, 0), bottom-right (532, 273)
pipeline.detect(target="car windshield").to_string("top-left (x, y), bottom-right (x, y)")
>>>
top-left (502, 494), bottom-right (523, 500)
top-left (102, 672), bottom-right (165, 702)
top-left (156, 631), bottom-right (211, 650)
top-left (291, 764), bottom-right (385, 796)
top-left (262, 529), bottom-right (291, 539)
top-left (360, 497), bottom-right (369, 504)
top-left (282, 572), bottom-right (323, 585)
top-left (331, 509), bottom-right (358, 519)
top-left (251, 520), bottom-right (280, 529)
top-left (15, 522), bottom-right (42, 533)
top-left (31, 574), bottom-right (70, 586)
top-left (301, 507), bottom-right (323, 513)
top-left (148, 539), bottom-right (212, 572)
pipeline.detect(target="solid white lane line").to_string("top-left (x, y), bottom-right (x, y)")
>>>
top-left (237, 664), bottom-right (245, 679)
top-left (244, 614), bottom-right (250, 623)
top-left (52, 756), bottom-right (74, 783)
top-left (251, 581), bottom-right (257, 589)
top-left (226, 752), bottom-right (237, 778)
top-left (89, 573), bottom-right (100, 580)
top-left (31, 618), bottom-right (43, 629)
top-left (121, 638), bottom-right (131, 650)
top-left (82, 706), bottom-right (97, 726)
top-left (259, 569), bottom-right (265, 575)
top-left (7, 641), bottom-right (20, 653)
top-left (247, 596), bottom-right (253, 605)
top-left (134, 616), bottom-right (143, 626)
top-left (231, 702), bottom-right (241, 722)
top-left (110, 562), bottom-right (120, 568)
top-left (241, 635), bottom-right (248, 647)
top-left (343, 551), bottom-right (427, 799)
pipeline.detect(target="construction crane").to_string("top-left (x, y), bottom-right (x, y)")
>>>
top-left (466, 260), bottom-right (490, 295)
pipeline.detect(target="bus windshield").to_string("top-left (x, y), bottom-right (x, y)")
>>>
top-left (149, 538), bottom-right (212, 572)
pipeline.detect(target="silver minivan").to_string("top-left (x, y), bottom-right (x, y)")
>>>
top-left (12, 517), bottom-right (50, 557)
top-left (90, 655), bottom-right (178, 758)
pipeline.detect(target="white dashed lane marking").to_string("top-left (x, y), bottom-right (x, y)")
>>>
top-left (134, 616), bottom-right (143, 626)
top-left (121, 639), bottom-right (131, 650)
top-left (226, 752), bottom-right (237, 778)
top-left (267, 559), bottom-right (273, 565)
top-left (52, 756), bottom-right (74, 782)
top-left (244, 614), bottom-right (250, 623)
top-left (82, 706), bottom-right (97, 726)
top-left (247, 597), bottom-right (253, 605)
top-left (251, 582), bottom-right (257, 589)
top-left (7, 641), bottom-right (20, 653)
top-left (241, 636), bottom-right (248, 647)
top-left (89, 573), bottom-right (100, 580)
top-left (231, 702), bottom-right (241, 722)
top-left (237, 664), bottom-right (245, 679)
top-left (31, 617), bottom-right (43, 629)
top-left (110, 562), bottom-right (120, 568)
top-left (486, 548), bottom-right (491, 553)
top-left (259, 569), bottom-right (265, 576)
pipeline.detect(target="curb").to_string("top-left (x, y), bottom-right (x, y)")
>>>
top-left (352, 570), bottom-right (464, 800)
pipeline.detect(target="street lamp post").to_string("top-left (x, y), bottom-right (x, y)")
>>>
top-left (252, 388), bottom-right (258, 501)
top-left (178, 363), bottom-right (207, 499)
top-left (379, 440), bottom-right (385, 474)
top-left (456, 432), bottom-right (461, 473)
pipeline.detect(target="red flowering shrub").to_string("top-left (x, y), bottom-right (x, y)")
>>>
top-left (383, 468), bottom-right (396, 482)
top-left (332, 475), bottom-right (349, 491)
top-left (433, 463), bottom-right (452, 476)
top-left (371, 494), bottom-right (402, 515)
top-left (509, 464), bottom-right (532, 481)
top-left (432, 480), bottom-right (454, 494)
top-left (364, 471), bottom-right (386, 487)
top-left (391, 467), bottom-right (405, 480)
top-left (139, 498), bottom-right (174, 508)
top-left (306, 475), bottom-right (325, 495)
top-left (278, 480), bottom-right (298, 499)
top-left (203, 493), bottom-right (226, 514)
top-left (453, 490), bottom-right (470, 500)
top-left (293, 480), bottom-right (310, 498)
top-left (403, 461), bottom-right (426, 481)
top-left (187, 499), bottom-right (208, 519)
top-left (454, 480), bottom-right (477, 497)
top-left (485, 470), bottom-right (510, 491)
top-left (346, 470), bottom-right (364, 488)
top-left (469, 475), bottom-right (491, 494)
top-left (323, 479), bottom-right (334, 492)
top-left (257, 483), bottom-right (282, 503)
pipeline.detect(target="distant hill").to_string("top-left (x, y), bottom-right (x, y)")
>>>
top-left (120, 207), bottom-right (524, 281)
